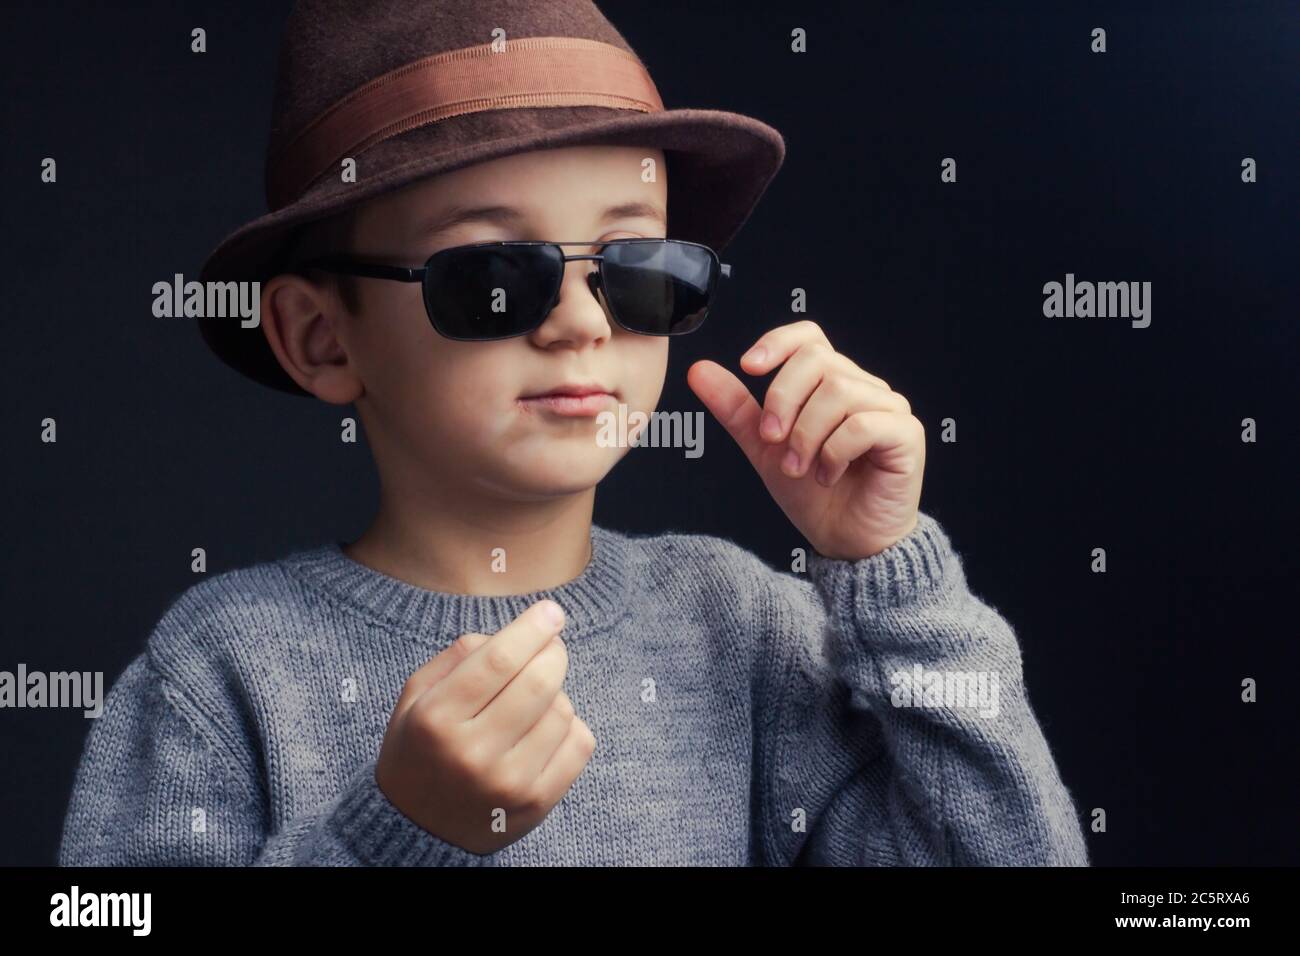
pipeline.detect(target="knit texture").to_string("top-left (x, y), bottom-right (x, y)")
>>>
top-left (57, 511), bottom-right (1089, 866)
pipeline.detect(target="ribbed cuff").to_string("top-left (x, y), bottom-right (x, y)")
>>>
top-left (330, 759), bottom-right (496, 867)
top-left (806, 511), bottom-right (960, 612)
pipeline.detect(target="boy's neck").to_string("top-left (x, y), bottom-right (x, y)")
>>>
top-left (341, 488), bottom-right (597, 598)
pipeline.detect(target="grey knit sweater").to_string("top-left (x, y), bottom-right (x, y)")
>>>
top-left (57, 511), bottom-right (1089, 866)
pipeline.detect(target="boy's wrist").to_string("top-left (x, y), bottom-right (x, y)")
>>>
top-left (331, 758), bottom-right (496, 867)
top-left (807, 511), bottom-right (959, 611)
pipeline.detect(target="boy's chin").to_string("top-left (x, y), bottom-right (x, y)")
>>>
top-left (494, 448), bottom-right (624, 497)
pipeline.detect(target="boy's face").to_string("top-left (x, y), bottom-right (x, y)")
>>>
top-left (327, 144), bottom-right (670, 501)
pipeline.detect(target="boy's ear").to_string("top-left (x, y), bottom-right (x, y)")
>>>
top-left (259, 272), bottom-right (363, 404)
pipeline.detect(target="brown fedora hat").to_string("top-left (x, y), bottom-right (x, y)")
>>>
top-left (196, 0), bottom-right (786, 396)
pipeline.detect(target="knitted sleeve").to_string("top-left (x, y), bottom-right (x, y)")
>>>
top-left (56, 653), bottom-right (494, 867)
top-left (748, 510), bottom-right (1090, 866)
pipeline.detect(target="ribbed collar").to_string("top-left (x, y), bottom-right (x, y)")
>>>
top-left (280, 524), bottom-right (632, 642)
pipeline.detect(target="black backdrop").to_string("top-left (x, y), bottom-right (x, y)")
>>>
top-left (2, 0), bottom-right (1296, 866)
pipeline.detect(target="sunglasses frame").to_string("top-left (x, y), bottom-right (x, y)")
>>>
top-left (297, 238), bottom-right (731, 341)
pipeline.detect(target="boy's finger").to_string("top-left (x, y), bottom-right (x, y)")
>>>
top-left (420, 600), bottom-right (566, 721)
top-left (468, 633), bottom-right (570, 758)
top-left (818, 409), bottom-right (922, 483)
top-left (783, 375), bottom-right (902, 479)
top-left (534, 716), bottom-right (597, 800)
top-left (756, 343), bottom-right (827, 446)
top-left (738, 320), bottom-right (832, 376)
top-left (394, 632), bottom-right (489, 717)
top-left (685, 360), bottom-right (766, 469)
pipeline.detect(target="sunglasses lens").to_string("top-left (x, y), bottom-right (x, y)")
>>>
top-left (423, 244), bottom-right (562, 338)
top-left (599, 241), bottom-right (717, 335)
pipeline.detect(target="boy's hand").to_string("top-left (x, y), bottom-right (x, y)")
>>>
top-left (687, 320), bottom-right (924, 560)
top-left (375, 600), bottom-right (596, 855)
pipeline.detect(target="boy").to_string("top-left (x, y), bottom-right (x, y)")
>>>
top-left (58, 0), bottom-right (1089, 866)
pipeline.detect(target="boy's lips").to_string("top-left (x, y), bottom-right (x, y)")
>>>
top-left (519, 382), bottom-right (616, 399)
top-left (517, 383), bottom-right (617, 418)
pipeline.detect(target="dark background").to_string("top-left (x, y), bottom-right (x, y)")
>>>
top-left (2, 0), bottom-right (1296, 866)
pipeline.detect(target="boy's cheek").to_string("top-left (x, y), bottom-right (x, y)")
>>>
top-left (618, 337), bottom-right (670, 408)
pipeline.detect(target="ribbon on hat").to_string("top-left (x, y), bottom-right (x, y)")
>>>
top-left (266, 36), bottom-right (665, 209)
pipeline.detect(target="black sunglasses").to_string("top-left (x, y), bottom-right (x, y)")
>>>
top-left (298, 238), bottom-right (731, 341)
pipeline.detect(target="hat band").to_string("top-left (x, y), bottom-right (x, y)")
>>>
top-left (266, 36), bottom-right (665, 209)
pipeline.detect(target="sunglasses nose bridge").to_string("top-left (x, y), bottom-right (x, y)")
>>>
top-left (553, 250), bottom-right (605, 302)
top-left (530, 249), bottom-right (610, 338)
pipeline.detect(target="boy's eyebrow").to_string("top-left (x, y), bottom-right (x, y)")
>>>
top-left (410, 200), bottom-right (668, 242)
top-left (595, 201), bottom-right (669, 229)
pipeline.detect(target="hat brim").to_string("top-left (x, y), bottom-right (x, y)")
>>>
top-left (197, 107), bottom-right (785, 396)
